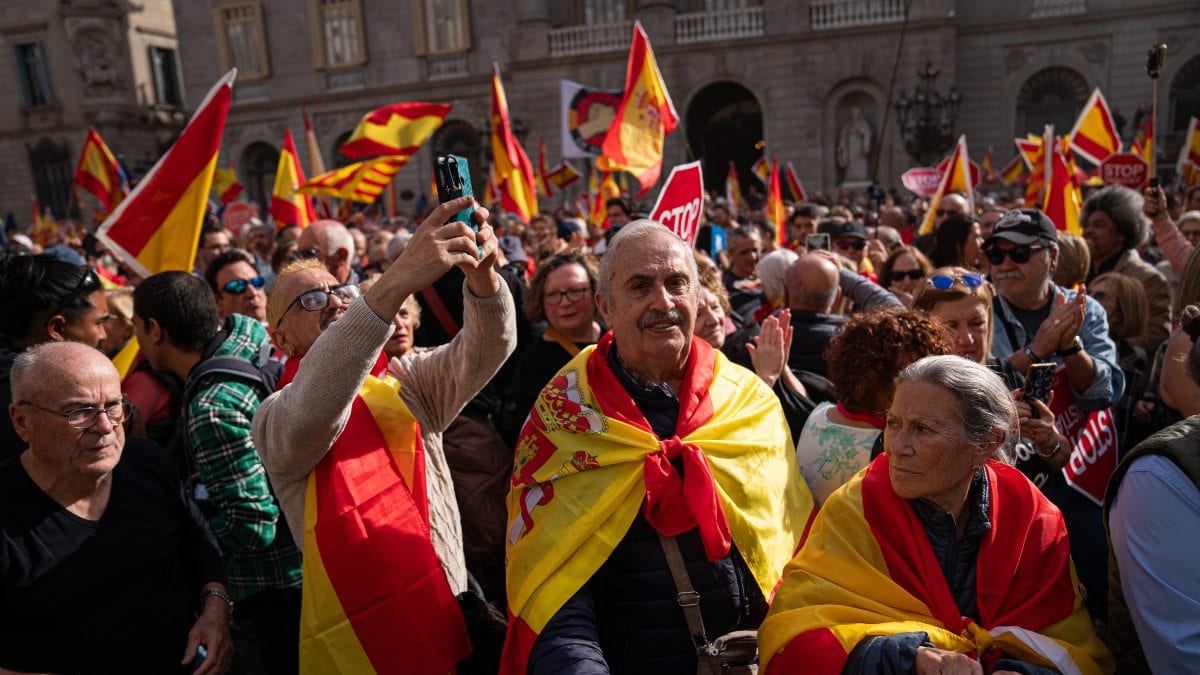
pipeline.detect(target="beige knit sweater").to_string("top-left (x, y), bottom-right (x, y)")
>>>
top-left (251, 281), bottom-right (516, 595)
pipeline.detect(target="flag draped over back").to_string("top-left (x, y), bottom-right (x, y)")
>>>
top-left (785, 162), bottom-right (807, 203)
top-left (491, 65), bottom-right (539, 222)
top-left (339, 102), bottom-right (451, 160)
top-left (298, 156), bottom-right (409, 204)
top-left (725, 161), bottom-right (742, 215)
top-left (74, 128), bottom-right (127, 213)
top-left (766, 159), bottom-right (786, 246)
top-left (212, 165), bottom-right (244, 204)
top-left (270, 130), bottom-right (316, 229)
top-left (919, 136), bottom-right (974, 235)
top-left (1068, 88), bottom-right (1121, 166)
top-left (97, 70), bottom-right (235, 277)
top-left (596, 21), bottom-right (678, 197)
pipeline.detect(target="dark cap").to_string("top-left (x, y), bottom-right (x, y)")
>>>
top-left (830, 220), bottom-right (867, 240)
top-left (984, 209), bottom-right (1058, 247)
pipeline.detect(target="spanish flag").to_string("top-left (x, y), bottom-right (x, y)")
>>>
top-left (759, 456), bottom-right (1112, 675)
top-left (1176, 116), bottom-right (1200, 177)
top-left (339, 102), bottom-right (451, 161)
top-left (546, 161), bottom-right (582, 189)
top-left (535, 137), bottom-right (552, 197)
top-left (999, 155), bottom-right (1025, 185)
top-left (919, 135), bottom-right (974, 235)
top-left (1131, 113), bottom-right (1152, 165)
top-left (212, 164), bottom-right (244, 204)
top-left (298, 156), bottom-right (408, 204)
top-left (1068, 88), bottom-right (1121, 166)
top-left (766, 158), bottom-right (787, 246)
top-left (785, 161), bottom-right (807, 203)
top-left (725, 161), bottom-right (742, 215)
top-left (270, 130), bottom-right (316, 229)
top-left (981, 147), bottom-right (995, 182)
top-left (501, 335), bottom-right (813, 674)
top-left (279, 354), bottom-right (471, 674)
top-left (1021, 127), bottom-right (1052, 205)
top-left (96, 69), bottom-right (235, 277)
top-left (1044, 139), bottom-right (1082, 236)
top-left (589, 169), bottom-right (620, 229)
top-left (31, 204), bottom-right (58, 247)
top-left (752, 156), bottom-right (769, 183)
top-left (596, 21), bottom-right (678, 197)
top-left (74, 127), bottom-right (127, 213)
top-left (491, 64), bottom-right (538, 223)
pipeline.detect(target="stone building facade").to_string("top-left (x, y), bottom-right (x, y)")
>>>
top-left (0, 0), bottom-right (186, 223)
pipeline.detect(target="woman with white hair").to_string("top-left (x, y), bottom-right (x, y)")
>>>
top-left (762, 356), bottom-right (1112, 674)
top-left (754, 248), bottom-right (800, 320)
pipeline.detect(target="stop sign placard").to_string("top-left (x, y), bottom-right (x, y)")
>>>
top-left (901, 168), bottom-right (942, 197)
top-left (650, 161), bottom-right (705, 245)
top-left (1099, 153), bottom-right (1149, 190)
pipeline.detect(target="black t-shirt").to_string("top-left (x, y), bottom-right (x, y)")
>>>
top-left (0, 439), bottom-right (226, 674)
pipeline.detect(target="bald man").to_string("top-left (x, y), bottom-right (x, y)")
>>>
top-left (782, 254), bottom-right (844, 378)
top-left (1, 342), bottom-right (231, 674)
top-left (298, 219), bottom-right (358, 285)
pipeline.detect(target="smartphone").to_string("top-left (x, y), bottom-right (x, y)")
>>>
top-left (1149, 177), bottom-right (1160, 190)
top-left (434, 154), bottom-right (480, 257)
top-left (805, 233), bottom-right (830, 251)
top-left (1024, 363), bottom-right (1057, 405)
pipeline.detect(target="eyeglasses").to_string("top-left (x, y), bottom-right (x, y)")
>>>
top-left (891, 269), bottom-right (924, 281)
top-left (544, 286), bottom-right (590, 305)
top-left (18, 399), bottom-right (131, 430)
top-left (275, 284), bottom-right (360, 328)
top-left (836, 239), bottom-right (867, 251)
top-left (221, 276), bottom-right (265, 295)
top-left (45, 267), bottom-right (101, 324)
top-left (928, 273), bottom-right (984, 290)
top-left (984, 244), bottom-right (1047, 265)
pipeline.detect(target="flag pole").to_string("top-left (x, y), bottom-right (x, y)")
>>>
top-left (1147, 44), bottom-right (1167, 180)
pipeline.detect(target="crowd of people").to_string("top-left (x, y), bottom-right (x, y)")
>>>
top-left (2, 178), bottom-right (1200, 674)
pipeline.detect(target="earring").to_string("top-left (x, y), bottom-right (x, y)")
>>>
top-left (286, 346), bottom-right (295, 358)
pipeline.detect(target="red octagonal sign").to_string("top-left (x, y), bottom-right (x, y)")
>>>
top-left (1099, 152), bottom-right (1149, 190)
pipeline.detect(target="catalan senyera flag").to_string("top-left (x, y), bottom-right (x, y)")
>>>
top-left (74, 127), bottom-right (127, 213)
top-left (535, 138), bottom-right (552, 197)
top-left (725, 162), bottom-right (742, 215)
top-left (298, 156), bottom-right (409, 204)
top-left (766, 159), bottom-right (787, 246)
top-left (752, 157), bottom-right (770, 183)
top-left (1175, 117), bottom-right (1200, 177)
top-left (919, 135), bottom-right (974, 235)
top-left (97, 70), bottom-right (235, 278)
top-left (759, 456), bottom-right (1112, 675)
top-left (1044, 140), bottom-right (1082, 236)
top-left (785, 162), bottom-right (807, 203)
top-left (500, 336), bottom-right (814, 674)
top-left (277, 354), bottom-right (471, 673)
top-left (212, 164), bottom-right (244, 204)
top-left (270, 130), bottom-right (317, 229)
top-left (1068, 88), bottom-right (1121, 166)
top-left (491, 64), bottom-right (539, 223)
top-left (1000, 155), bottom-right (1026, 185)
top-left (596, 21), bottom-right (678, 197)
top-left (546, 161), bottom-right (582, 189)
top-left (589, 170), bottom-right (620, 229)
top-left (339, 102), bottom-right (451, 161)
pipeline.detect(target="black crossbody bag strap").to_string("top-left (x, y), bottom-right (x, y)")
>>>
top-left (658, 532), bottom-right (709, 649)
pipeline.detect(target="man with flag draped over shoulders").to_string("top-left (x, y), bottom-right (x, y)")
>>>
top-left (501, 220), bottom-right (814, 674)
top-left (251, 196), bottom-right (516, 674)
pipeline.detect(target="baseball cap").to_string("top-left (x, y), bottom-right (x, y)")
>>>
top-left (984, 209), bottom-right (1058, 247)
top-left (830, 220), bottom-right (867, 240)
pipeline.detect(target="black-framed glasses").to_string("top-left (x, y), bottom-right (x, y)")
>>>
top-left (17, 399), bottom-right (131, 430)
top-left (544, 286), bottom-right (590, 305)
top-left (984, 244), bottom-right (1047, 265)
top-left (929, 273), bottom-right (984, 290)
top-left (45, 266), bottom-right (101, 324)
top-left (836, 239), bottom-right (867, 251)
top-left (891, 269), bottom-right (924, 281)
top-left (275, 284), bottom-right (360, 328)
top-left (221, 276), bottom-right (265, 295)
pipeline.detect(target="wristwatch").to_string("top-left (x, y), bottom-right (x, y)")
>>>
top-left (1023, 344), bottom-right (1046, 363)
top-left (1056, 336), bottom-right (1084, 357)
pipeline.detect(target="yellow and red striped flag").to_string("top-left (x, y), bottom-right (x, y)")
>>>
top-left (546, 161), bottom-right (582, 189)
top-left (211, 164), bottom-right (243, 204)
top-left (1181, 161), bottom-right (1200, 188)
top-left (1176, 117), bottom-right (1200, 177)
top-left (1131, 112), bottom-right (1153, 165)
top-left (96, 70), bottom-right (235, 277)
top-left (339, 102), bottom-right (451, 160)
top-left (491, 64), bottom-right (538, 222)
top-left (725, 162), bottom-right (742, 215)
top-left (484, 166), bottom-right (500, 207)
top-left (596, 21), bottom-right (678, 197)
top-left (920, 135), bottom-right (974, 235)
top-left (785, 162), bottom-right (807, 203)
top-left (1068, 88), bottom-right (1121, 166)
top-left (766, 159), bottom-right (787, 247)
top-left (589, 170), bottom-right (620, 229)
top-left (31, 204), bottom-right (58, 247)
top-left (74, 127), bottom-right (127, 213)
top-left (1044, 140), bottom-right (1082, 236)
top-left (270, 130), bottom-right (316, 229)
top-left (298, 156), bottom-right (409, 204)
top-left (1020, 128), bottom-right (1052, 204)
top-left (981, 146), bottom-right (995, 181)
top-left (301, 104), bottom-right (334, 218)
top-left (999, 155), bottom-right (1025, 185)
top-left (535, 138), bottom-right (552, 197)
top-left (752, 157), bottom-right (769, 183)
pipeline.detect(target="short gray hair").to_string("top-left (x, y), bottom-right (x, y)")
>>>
top-left (597, 219), bottom-right (698, 301)
top-left (1080, 185), bottom-right (1149, 250)
top-left (896, 355), bottom-right (1018, 463)
top-left (11, 341), bottom-right (115, 402)
top-left (757, 248), bottom-right (800, 304)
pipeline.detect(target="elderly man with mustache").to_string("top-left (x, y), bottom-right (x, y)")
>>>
top-left (501, 220), bottom-right (813, 674)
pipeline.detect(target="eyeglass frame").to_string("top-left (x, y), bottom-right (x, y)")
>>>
top-left (982, 243), bottom-right (1049, 265)
top-left (835, 239), bottom-right (867, 251)
top-left (16, 398), bottom-right (132, 430)
top-left (544, 286), bottom-right (592, 306)
top-left (221, 276), bottom-right (266, 295)
top-left (275, 284), bottom-right (360, 328)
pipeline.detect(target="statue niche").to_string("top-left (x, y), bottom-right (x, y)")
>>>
top-left (835, 104), bottom-right (874, 187)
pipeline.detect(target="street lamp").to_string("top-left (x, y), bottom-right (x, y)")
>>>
top-left (894, 62), bottom-right (961, 166)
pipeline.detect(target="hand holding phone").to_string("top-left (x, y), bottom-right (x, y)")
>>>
top-left (805, 233), bottom-right (830, 251)
top-left (435, 154), bottom-right (481, 258)
top-left (1023, 363), bottom-right (1057, 418)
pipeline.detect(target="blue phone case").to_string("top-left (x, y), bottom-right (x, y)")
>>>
top-left (435, 154), bottom-right (480, 257)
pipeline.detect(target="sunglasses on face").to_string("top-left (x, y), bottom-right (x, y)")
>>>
top-left (928, 273), bottom-right (984, 290)
top-left (836, 239), bottom-right (867, 251)
top-left (221, 276), bottom-right (265, 295)
top-left (275, 284), bottom-right (361, 328)
top-left (984, 244), bottom-right (1047, 265)
top-left (891, 269), bottom-right (924, 281)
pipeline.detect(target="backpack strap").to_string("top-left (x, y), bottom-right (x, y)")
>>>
top-left (657, 532), bottom-right (709, 650)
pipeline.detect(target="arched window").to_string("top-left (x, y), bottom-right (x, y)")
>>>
top-left (27, 137), bottom-right (75, 219)
top-left (1170, 54), bottom-right (1200, 153)
top-left (431, 119), bottom-right (483, 193)
top-left (686, 81), bottom-right (763, 194)
top-left (240, 142), bottom-right (279, 211)
top-left (1016, 67), bottom-right (1090, 137)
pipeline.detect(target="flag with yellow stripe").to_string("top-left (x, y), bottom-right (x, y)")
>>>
top-left (298, 156), bottom-right (408, 204)
top-left (339, 102), bottom-right (450, 160)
